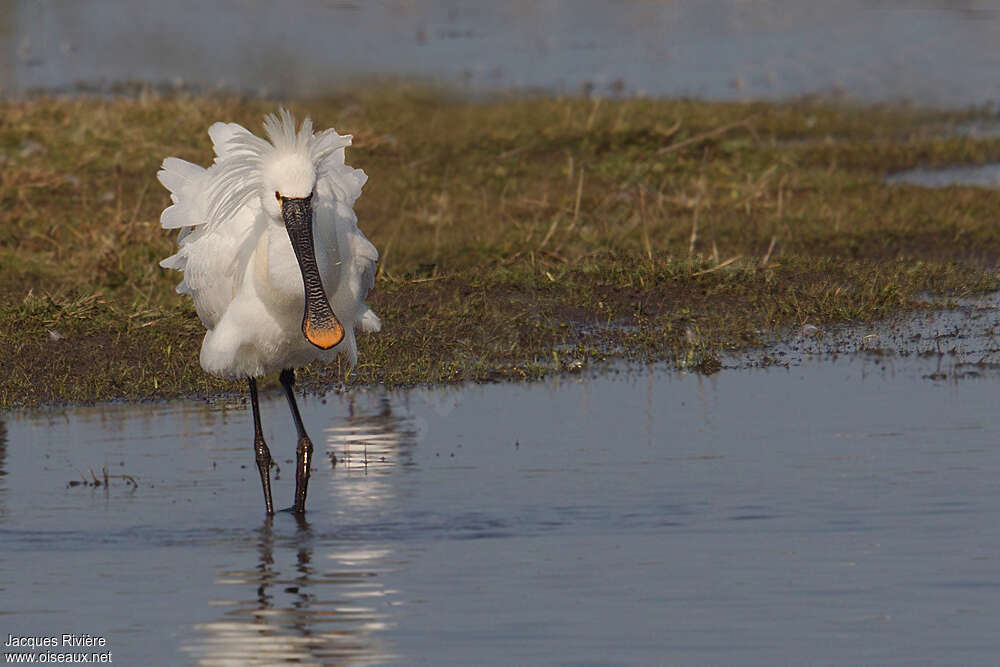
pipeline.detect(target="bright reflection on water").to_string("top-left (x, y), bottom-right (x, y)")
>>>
top-left (184, 398), bottom-right (416, 664)
top-left (4, 301), bottom-right (1000, 665)
top-left (187, 517), bottom-right (397, 665)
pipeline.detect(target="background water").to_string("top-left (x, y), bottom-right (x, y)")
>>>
top-left (3, 0), bottom-right (1000, 105)
top-left (889, 163), bottom-right (1000, 188)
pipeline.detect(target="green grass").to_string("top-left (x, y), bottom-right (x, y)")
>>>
top-left (1, 88), bottom-right (999, 407)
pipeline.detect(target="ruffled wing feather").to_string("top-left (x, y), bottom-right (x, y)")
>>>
top-left (158, 149), bottom-right (254, 329)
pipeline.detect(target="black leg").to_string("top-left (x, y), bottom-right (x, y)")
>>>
top-left (280, 368), bottom-right (314, 514)
top-left (249, 377), bottom-right (274, 515)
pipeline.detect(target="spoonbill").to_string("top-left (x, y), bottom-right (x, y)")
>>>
top-left (157, 109), bottom-right (380, 514)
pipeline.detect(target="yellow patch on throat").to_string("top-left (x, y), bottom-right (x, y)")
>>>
top-left (304, 318), bottom-right (344, 350)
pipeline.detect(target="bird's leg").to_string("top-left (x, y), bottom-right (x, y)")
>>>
top-left (280, 368), bottom-right (314, 514)
top-left (249, 378), bottom-right (274, 515)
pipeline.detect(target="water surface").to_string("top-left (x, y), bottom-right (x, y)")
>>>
top-left (888, 163), bottom-right (1000, 189)
top-left (5, 0), bottom-right (1000, 105)
top-left (4, 322), bottom-right (1000, 664)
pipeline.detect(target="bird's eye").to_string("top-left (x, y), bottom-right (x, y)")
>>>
top-left (274, 191), bottom-right (281, 202)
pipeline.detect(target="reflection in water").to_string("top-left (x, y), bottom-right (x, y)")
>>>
top-left (184, 394), bottom-right (418, 665)
top-left (323, 395), bottom-right (421, 521)
top-left (184, 515), bottom-right (397, 665)
top-left (325, 394), bottom-right (420, 473)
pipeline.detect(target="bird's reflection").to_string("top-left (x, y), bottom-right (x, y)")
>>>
top-left (320, 393), bottom-right (422, 534)
top-left (325, 394), bottom-right (420, 475)
top-left (184, 392), bottom-right (420, 665)
top-left (184, 514), bottom-right (397, 664)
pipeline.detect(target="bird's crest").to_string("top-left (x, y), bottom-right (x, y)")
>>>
top-left (262, 108), bottom-right (313, 156)
top-left (188, 108), bottom-right (360, 233)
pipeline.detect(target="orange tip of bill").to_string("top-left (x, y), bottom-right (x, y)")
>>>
top-left (304, 318), bottom-right (345, 350)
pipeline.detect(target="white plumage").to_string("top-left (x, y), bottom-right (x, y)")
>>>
top-left (158, 109), bottom-right (380, 379)
top-left (157, 108), bottom-right (381, 515)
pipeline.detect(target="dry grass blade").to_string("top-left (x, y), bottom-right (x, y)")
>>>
top-left (762, 236), bottom-right (778, 267)
top-left (690, 255), bottom-right (742, 277)
top-left (637, 184), bottom-right (653, 262)
top-left (688, 178), bottom-right (705, 257)
top-left (656, 112), bottom-right (766, 156)
top-left (585, 97), bottom-right (603, 130)
top-left (538, 214), bottom-right (561, 250)
top-left (563, 168), bottom-right (586, 238)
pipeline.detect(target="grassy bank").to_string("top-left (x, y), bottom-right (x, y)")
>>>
top-left (2, 88), bottom-right (999, 407)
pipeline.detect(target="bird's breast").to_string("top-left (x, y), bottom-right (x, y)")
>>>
top-left (257, 224), bottom-right (306, 304)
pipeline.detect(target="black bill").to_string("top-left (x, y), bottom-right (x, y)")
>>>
top-left (281, 196), bottom-right (344, 350)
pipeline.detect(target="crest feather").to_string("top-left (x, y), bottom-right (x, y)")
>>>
top-left (262, 108), bottom-right (313, 154)
top-left (183, 108), bottom-right (365, 232)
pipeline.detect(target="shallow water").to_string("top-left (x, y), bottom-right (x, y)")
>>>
top-left (5, 0), bottom-right (1000, 105)
top-left (888, 163), bottom-right (1000, 189)
top-left (4, 312), bottom-right (1000, 665)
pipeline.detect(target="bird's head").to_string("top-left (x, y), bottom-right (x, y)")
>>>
top-left (258, 116), bottom-right (342, 351)
top-left (261, 151), bottom-right (316, 221)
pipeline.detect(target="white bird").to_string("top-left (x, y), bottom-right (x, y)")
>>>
top-left (157, 108), bottom-right (380, 514)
